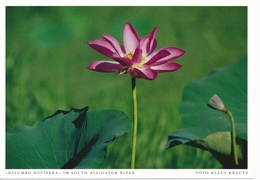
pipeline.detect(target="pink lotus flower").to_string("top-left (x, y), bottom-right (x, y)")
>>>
top-left (87, 23), bottom-right (185, 80)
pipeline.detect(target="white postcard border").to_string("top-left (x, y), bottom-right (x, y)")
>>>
top-left (1, 0), bottom-right (258, 179)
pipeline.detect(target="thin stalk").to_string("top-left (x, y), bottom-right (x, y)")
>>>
top-left (131, 77), bottom-right (138, 169)
top-left (227, 110), bottom-right (239, 166)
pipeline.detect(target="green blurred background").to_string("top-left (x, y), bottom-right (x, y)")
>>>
top-left (6, 6), bottom-right (247, 168)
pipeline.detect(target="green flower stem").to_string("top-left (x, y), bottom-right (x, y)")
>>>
top-left (227, 110), bottom-right (239, 166)
top-left (131, 77), bottom-right (138, 169)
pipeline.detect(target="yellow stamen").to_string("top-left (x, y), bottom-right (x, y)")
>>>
top-left (124, 51), bottom-right (147, 68)
top-left (141, 56), bottom-right (146, 61)
top-left (124, 51), bottom-right (135, 60)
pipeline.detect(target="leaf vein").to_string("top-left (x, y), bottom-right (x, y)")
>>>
top-left (32, 144), bottom-right (48, 168)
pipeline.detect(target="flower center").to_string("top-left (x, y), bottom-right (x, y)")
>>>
top-left (124, 51), bottom-right (146, 61)
top-left (124, 51), bottom-right (147, 68)
top-left (124, 51), bottom-right (135, 60)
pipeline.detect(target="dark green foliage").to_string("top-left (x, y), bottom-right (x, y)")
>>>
top-left (6, 107), bottom-right (130, 169)
top-left (167, 59), bottom-right (247, 168)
